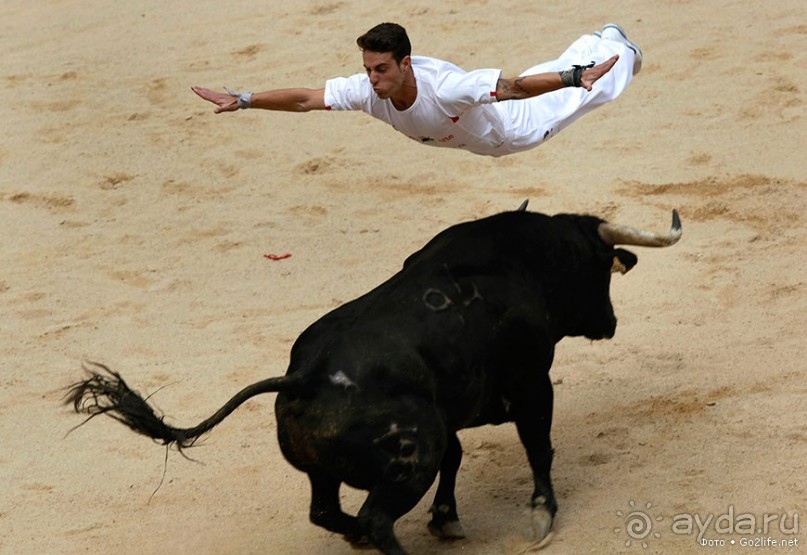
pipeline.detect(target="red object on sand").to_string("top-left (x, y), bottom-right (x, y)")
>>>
top-left (264, 253), bottom-right (292, 261)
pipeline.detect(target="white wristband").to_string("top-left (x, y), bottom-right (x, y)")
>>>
top-left (237, 91), bottom-right (253, 109)
top-left (224, 87), bottom-right (253, 110)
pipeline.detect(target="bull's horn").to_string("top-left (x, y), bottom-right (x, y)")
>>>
top-left (517, 199), bottom-right (529, 211)
top-left (598, 209), bottom-right (682, 247)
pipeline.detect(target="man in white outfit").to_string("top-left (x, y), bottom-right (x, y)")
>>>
top-left (193, 22), bottom-right (641, 158)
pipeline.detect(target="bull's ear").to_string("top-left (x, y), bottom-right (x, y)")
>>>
top-left (611, 248), bottom-right (638, 274)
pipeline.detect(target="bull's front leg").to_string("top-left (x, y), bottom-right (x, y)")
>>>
top-left (512, 372), bottom-right (557, 543)
top-left (427, 432), bottom-right (466, 539)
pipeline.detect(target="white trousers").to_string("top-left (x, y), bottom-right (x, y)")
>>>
top-left (494, 33), bottom-right (636, 155)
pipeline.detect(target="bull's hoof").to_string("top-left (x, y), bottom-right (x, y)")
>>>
top-left (428, 503), bottom-right (466, 539)
top-left (428, 518), bottom-right (467, 540)
top-left (521, 531), bottom-right (555, 552)
top-left (529, 505), bottom-right (553, 543)
top-left (344, 534), bottom-right (372, 550)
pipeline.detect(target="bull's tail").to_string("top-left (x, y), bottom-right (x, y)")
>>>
top-left (65, 361), bottom-right (299, 451)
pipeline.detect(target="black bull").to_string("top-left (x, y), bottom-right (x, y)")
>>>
top-left (66, 205), bottom-right (681, 555)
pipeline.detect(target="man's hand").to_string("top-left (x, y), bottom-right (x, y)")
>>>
top-left (191, 86), bottom-right (238, 113)
top-left (580, 55), bottom-right (618, 91)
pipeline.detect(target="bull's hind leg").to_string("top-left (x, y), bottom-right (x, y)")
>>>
top-left (308, 472), bottom-right (366, 545)
top-left (357, 480), bottom-right (434, 555)
top-left (428, 432), bottom-right (466, 539)
top-left (356, 409), bottom-right (445, 554)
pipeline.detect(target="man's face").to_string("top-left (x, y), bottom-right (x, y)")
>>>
top-left (362, 50), bottom-right (409, 99)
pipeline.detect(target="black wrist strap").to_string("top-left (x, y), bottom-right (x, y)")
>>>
top-left (559, 61), bottom-right (595, 87)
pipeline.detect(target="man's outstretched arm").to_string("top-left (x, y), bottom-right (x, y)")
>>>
top-left (191, 86), bottom-right (327, 113)
top-left (495, 55), bottom-right (618, 100)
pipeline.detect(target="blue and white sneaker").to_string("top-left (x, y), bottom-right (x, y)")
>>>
top-left (601, 23), bottom-right (643, 75)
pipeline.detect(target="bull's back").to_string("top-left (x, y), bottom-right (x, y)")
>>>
top-left (279, 259), bottom-right (547, 432)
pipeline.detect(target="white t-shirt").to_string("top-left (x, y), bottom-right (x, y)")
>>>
top-left (324, 56), bottom-right (510, 156)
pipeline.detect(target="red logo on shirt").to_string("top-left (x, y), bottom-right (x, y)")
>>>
top-left (449, 116), bottom-right (460, 123)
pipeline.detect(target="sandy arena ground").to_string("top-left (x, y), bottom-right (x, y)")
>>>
top-left (1, 1), bottom-right (804, 553)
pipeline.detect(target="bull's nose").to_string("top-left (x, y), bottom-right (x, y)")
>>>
top-left (602, 317), bottom-right (617, 339)
top-left (585, 328), bottom-right (614, 341)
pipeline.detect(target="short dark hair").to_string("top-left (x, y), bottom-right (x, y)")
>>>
top-left (356, 22), bottom-right (411, 63)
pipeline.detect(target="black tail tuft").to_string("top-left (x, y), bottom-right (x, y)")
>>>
top-left (65, 361), bottom-right (195, 450)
